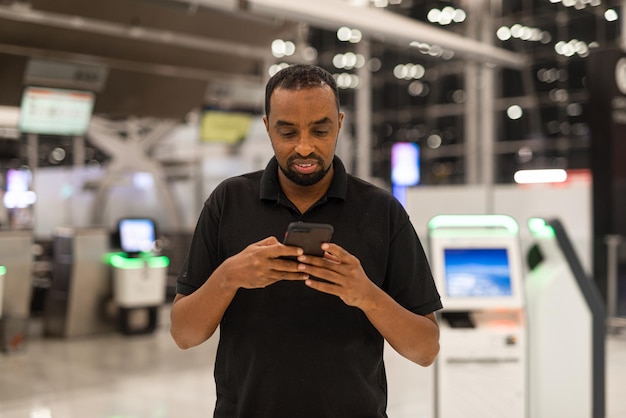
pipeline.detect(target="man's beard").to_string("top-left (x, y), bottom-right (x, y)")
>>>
top-left (279, 154), bottom-right (331, 186)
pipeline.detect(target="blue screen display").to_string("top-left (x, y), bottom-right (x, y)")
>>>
top-left (119, 218), bottom-right (156, 254)
top-left (443, 248), bottom-right (513, 297)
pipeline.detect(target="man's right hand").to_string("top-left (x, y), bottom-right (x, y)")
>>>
top-left (218, 236), bottom-right (309, 290)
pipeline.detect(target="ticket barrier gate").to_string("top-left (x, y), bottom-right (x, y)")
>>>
top-left (526, 218), bottom-right (605, 418)
top-left (429, 215), bottom-right (528, 418)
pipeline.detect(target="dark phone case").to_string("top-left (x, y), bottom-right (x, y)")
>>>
top-left (283, 222), bottom-right (334, 256)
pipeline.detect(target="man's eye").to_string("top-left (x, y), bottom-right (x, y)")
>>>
top-left (314, 130), bottom-right (329, 136)
top-left (279, 131), bottom-right (296, 137)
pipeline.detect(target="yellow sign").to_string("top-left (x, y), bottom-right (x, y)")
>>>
top-left (200, 110), bottom-right (254, 144)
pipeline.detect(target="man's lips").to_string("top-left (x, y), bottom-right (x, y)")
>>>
top-left (292, 160), bottom-right (319, 174)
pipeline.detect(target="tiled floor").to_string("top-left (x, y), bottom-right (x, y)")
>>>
top-left (1, 314), bottom-right (625, 418)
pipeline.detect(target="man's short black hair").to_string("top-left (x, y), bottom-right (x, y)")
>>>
top-left (264, 64), bottom-right (340, 118)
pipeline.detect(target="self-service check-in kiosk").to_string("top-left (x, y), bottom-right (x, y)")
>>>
top-left (526, 218), bottom-right (605, 418)
top-left (0, 230), bottom-right (33, 352)
top-left (429, 215), bottom-right (527, 418)
top-left (106, 218), bottom-right (169, 335)
top-left (44, 226), bottom-right (113, 338)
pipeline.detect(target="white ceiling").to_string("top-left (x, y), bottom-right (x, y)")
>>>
top-left (0, 0), bottom-right (526, 121)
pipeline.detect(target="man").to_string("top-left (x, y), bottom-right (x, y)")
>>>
top-left (170, 64), bottom-right (442, 417)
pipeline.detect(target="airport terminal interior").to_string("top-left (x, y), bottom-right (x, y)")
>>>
top-left (1, 0), bottom-right (626, 417)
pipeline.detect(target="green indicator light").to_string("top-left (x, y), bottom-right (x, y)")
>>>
top-left (428, 214), bottom-right (519, 234)
top-left (147, 256), bottom-right (169, 269)
top-left (105, 253), bottom-right (144, 269)
top-left (104, 253), bottom-right (169, 269)
top-left (528, 217), bottom-right (555, 238)
top-left (0, 266), bottom-right (6, 275)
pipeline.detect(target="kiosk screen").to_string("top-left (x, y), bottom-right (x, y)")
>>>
top-left (443, 248), bottom-right (512, 297)
top-left (118, 218), bottom-right (156, 255)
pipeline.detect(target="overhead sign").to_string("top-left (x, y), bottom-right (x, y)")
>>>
top-left (19, 86), bottom-right (95, 136)
top-left (24, 58), bottom-right (108, 92)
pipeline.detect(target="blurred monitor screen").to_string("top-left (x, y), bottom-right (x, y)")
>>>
top-left (391, 142), bottom-right (420, 186)
top-left (5, 168), bottom-right (30, 192)
top-left (3, 168), bottom-right (35, 209)
top-left (19, 86), bottom-right (95, 136)
top-left (118, 218), bottom-right (156, 255)
top-left (443, 248), bottom-right (513, 297)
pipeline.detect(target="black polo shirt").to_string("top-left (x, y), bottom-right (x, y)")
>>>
top-left (177, 156), bottom-right (442, 418)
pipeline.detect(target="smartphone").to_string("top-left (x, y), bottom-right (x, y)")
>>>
top-left (283, 222), bottom-right (334, 257)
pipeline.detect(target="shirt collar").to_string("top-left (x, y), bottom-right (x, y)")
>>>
top-left (260, 156), bottom-right (347, 202)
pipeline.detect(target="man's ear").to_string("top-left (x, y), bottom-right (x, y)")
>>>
top-left (263, 115), bottom-right (270, 133)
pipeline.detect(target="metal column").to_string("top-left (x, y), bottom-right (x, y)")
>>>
top-left (355, 38), bottom-right (372, 180)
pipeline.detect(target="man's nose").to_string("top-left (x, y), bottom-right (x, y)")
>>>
top-left (294, 134), bottom-right (315, 156)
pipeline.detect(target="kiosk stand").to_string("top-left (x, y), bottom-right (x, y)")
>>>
top-left (526, 218), bottom-right (605, 418)
top-left (106, 218), bottom-right (169, 335)
top-left (106, 252), bottom-right (169, 335)
top-left (428, 215), bottom-right (528, 418)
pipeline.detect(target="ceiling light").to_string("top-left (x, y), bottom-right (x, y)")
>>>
top-left (333, 53), bottom-right (366, 69)
top-left (334, 73), bottom-right (360, 89)
top-left (393, 63), bottom-right (426, 80)
top-left (497, 26), bottom-right (512, 41)
top-left (514, 169), bottom-right (567, 184)
top-left (427, 134), bottom-right (442, 148)
top-left (555, 39), bottom-right (589, 58)
top-left (408, 80), bottom-right (428, 97)
top-left (350, 29), bottom-right (363, 43)
top-left (605, 9), bottom-right (619, 22)
top-left (271, 39), bottom-right (287, 57)
top-left (426, 6), bottom-right (466, 26)
top-left (337, 26), bottom-right (352, 41)
top-left (337, 27), bottom-right (362, 43)
top-left (507, 105), bottom-right (523, 120)
top-left (367, 57), bottom-right (382, 72)
top-left (268, 63), bottom-right (289, 77)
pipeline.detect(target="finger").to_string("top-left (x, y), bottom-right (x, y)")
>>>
top-left (274, 243), bottom-right (304, 260)
top-left (239, 268), bottom-right (308, 289)
top-left (284, 272), bottom-right (310, 281)
top-left (297, 253), bottom-right (340, 269)
top-left (252, 237), bottom-right (303, 260)
top-left (323, 251), bottom-right (341, 263)
top-left (297, 262), bottom-right (341, 285)
top-left (256, 236), bottom-right (280, 246)
top-left (321, 243), bottom-right (352, 260)
top-left (270, 269), bottom-right (309, 281)
top-left (275, 257), bottom-right (305, 271)
top-left (269, 258), bottom-right (310, 282)
top-left (304, 277), bottom-right (342, 295)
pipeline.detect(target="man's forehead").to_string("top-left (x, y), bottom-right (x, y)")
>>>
top-left (270, 86), bottom-right (338, 112)
top-left (272, 85), bottom-right (332, 97)
top-left (274, 117), bottom-right (333, 127)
